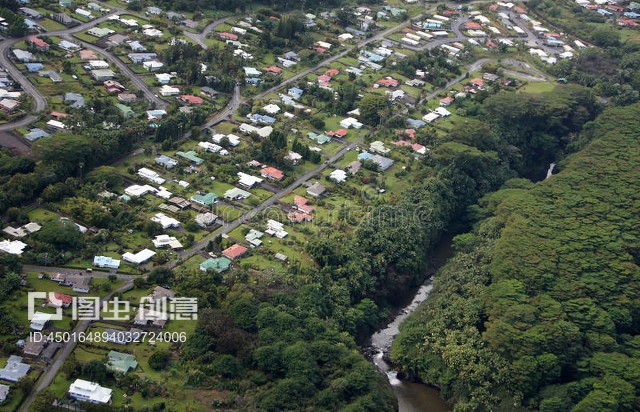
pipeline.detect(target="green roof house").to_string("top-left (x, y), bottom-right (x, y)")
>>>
top-left (107, 351), bottom-right (138, 374)
top-left (199, 257), bottom-right (232, 273)
top-left (308, 132), bottom-right (331, 145)
top-left (116, 104), bottom-right (134, 118)
top-left (176, 150), bottom-right (204, 165)
top-left (190, 192), bottom-right (218, 206)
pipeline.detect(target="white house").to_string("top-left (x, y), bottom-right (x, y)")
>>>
top-left (340, 117), bottom-right (363, 129)
top-left (143, 60), bottom-right (163, 71)
top-left (93, 256), bottom-right (120, 269)
top-left (30, 312), bottom-right (53, 331)
top-left (237, 172), bottom-right (263, 188)
top-left (330, 169), bottom-right (347, 183)
top-left (159, 85), bottom-right (179, 96)
top-left (122, 249), bottom-right (156, 264)
top-left (152, 235), bottom-right (183, 249)
top-left (138, 168), bottom-right (165, 184)
top-left (151, 213), bottom-right (180, 229)
top-left (69, 379), bottom-right (112, 404)
top-left (266, 220), bottom-right (288, 238)
top-left (124, 184), bottom-right (156, 197)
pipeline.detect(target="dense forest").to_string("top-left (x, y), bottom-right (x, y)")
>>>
top-left (391, 103), bottom-right (640, 410)
top-left (168, 86), bottom-right (603, 409)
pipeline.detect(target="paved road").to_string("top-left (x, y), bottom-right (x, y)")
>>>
top-left (182, 16), bottom-right (233, 48)
top-left (22, 264), bottom-right (137, 280)
top-left (60, 34), bottom-right (167, 109)
top-left (19, 279), bottom-right (134, 412)
top-left (173, 133), bottom-right (367, 265)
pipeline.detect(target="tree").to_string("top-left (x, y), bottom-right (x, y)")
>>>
top-left (34, 220), bottom-right (83, 251)
top-left (82, 360), bottom-right (108, 383)
top-left (149, 350), bottom-right (171, 370)
top-left (359, 94), bottom-right (387, 126)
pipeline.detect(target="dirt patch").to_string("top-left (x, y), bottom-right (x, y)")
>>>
top-left (0, 130), bottom-right (31, 156)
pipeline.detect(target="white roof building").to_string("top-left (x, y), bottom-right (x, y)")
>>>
top-left (0, 239), bottom-right (27, 255)
top-left (143, 60), bottom-right (164, 71)
top-left (159, 85), bottom-right (179, 96)
top-left (93, 255), bottom-right (120, 269)
top-left (88, 60), bottom-right (109, 69)
top-left (340, 117), bottom-right (363, 129)
top-left (266, 220), bottom-right (288, 238)
top-left (423, 112), bottom-right (440, 123)
top-left (46, 120), bottom-right (66, 130)
top-left (152, 235), bottom-right (183, 249)
top-left (138, 168), bottom-right (165, 184)
top-left (143, 28), bottom-right (163, 37)
top-left (237, 172), bottom-right (263, 188)
top-left (198, 141), bottom-right (222, 153)
top-left (151, 213), bottom-right (180, 229)
top-left (124, 184), bottom-right (157, 197)
top-left (239, 123), bottom-right (273, 138)
top-left (212, 133), bottom-right (241, 146)
top-left (434, 107), bottom-right (451, 117)
top-left (69, 379), bottom-right (112, 404)
top-left (330, 169), bottom-right (347, 183)
top-left (30, 312), bottom-right (53, 331)
top-left (122, 248), bottom-right (156, 264)
top-left (263, 104), bottom-right (280, 114)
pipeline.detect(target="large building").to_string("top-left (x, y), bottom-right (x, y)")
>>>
top-left (68, 379), bottom-right (112, 404)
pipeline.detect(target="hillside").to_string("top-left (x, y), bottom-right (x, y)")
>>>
top-left (391, 103), bottom-right (640, 411)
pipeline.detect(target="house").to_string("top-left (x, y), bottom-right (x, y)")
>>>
top-left (58, 40), bottom-right (80, 51)
top-left (25, 62), bottom-right (43, 72)
top-left (12, 49), bottom-right (35, 62)
top-left (176, 150), bottom-right (204, 165)
top-left (306, 182), bottom-right (326, 197)
top-left (377, 77), bottom-right (399, 88)
top-left (65, 92), bottom-right (85, 108)
top-left (116, 104), bottom-right (134, 118)
top-left (434, 107), bottom-right (451, 117)
top-left (219, 32), bottom-right (238, 41)
top-left (222, 244), bottom-right (248, 260)
top-left (308, 132), bottom-right (332, 145)
top-left (23, 335), bottom-right (46, 356)
top-left (122, 248), bottom-right (156, 264)
top-left (24, 128), bottom-right (50, 141)
top-left (152, 235), bottom-right (183, 249)
top-left (470, 78), bottom-right (485, 89)
top-left (369, 154), bottom-right (394, 171)
top-left (440, 96), bottom-right (455, 106)
top-left (155, 155), bottom-right (178, 169)
top-left (347, 160), bottom-right (361, 174)
top-left (224, 187), bottom-right (251, 201)
top-left (195, 212), bottom-right (217, 228)
top-left (76, 8), bottom-right (94, 19)
top-left (261, 166), bottom-right (284, 181)
top-left (168, 196), bottom-right (190, 210)
top-left (288, 87), bottom-right (304, 99)
top-left (92, 69), bottom-right (116, 81)
top-left (87, 27), bottom-right (114, 38)
top-left (19, 7), bottom-right (42, 19)
top-left (143, 60), bottom-right (164, 71)
top-left (0, 384), bottom-right (8, 403)
top-left (138, 168), bottom-right (165, 184)
top-left (107, 351), bottom-right (137, 374)
top-left (159, 85), bottom-right (179, 96)
top-left (263, 66), bottom-right (282, 75)
top-left (262, 104), bottom-right (280, 114)
top-left (212, 133), bottom-right (241, 146)
top-left (104, 80), bottom-right (125, 93)
top-left (266, 220), bottom-right (288, 238)
top-left (117, 93), bottom-right (137, 103)
top-left (422, 112), bottom-right (440, 123)
top-left (200, 257), bottom-right (232, 273)
top-left (283, 51), bottom-right (300, 61)
top-left (64, 274), bottom-right (91, 293)
top-left (245, 229), bottom-right (264, 246)
top-left (128, 53), bottom-right (157, 63)
top-left (45, 119), bottom-right (66, 131)
top-left (0, 356), bottom-right (30, 382)
top-left (340, 117), bottom-right (363, 129)
top-left (285, 151), bottom-right (302, 165)
top-left (0, 99), bottom-right (20, 112)
top-left (179, 95), bottom-right (204, 105)
top-left (125, 184), bottom-right (156, 197)
top-left (237, 172), bottom-right (263, 188)
top-left (146, 109), bottom-right (167, 120)
top-left (293, 195), bottom-right (314, 214)
top-left (330, 169), bottom-right (347, 183)
top-left (151, 213), bottom-right (180, 229)
top-left (69, 379), bottom-right (112, 404)
top-left (200, 87), bottom-right (218, 97)
top-left (30, 311), bottom-right (52, 331)
top-left (146, 6), bottom-right (162, 15)
top-left (190, 192), bottom-right (218, 207)
top-left (47, 292), bottom-right (72, 308)
top-left (93, 255), bottom-right (120, 269)
top-left (239, 123), bottom-right (273, 138)
top-left (370, 141), bottom-right (390, 154)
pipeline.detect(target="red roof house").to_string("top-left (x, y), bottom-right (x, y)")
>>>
top-left (287, 211), bottom-right (313, 223)
top-left (440, 96), bottom-right (455, 106)
top-left (514, 6), bottom-right (526, 13)
top-left (293, 195), bottom-right (314, 214)
top-left (48, 292), bottom-right (73, 308)
top-left (470, 78), bottom-right (485, 89)
top-left (28, 36), bottom-right (50, 51)
top-left (377, 77), bottom-right (399, 88)
top-left (326, 129), bottom-right (348, 138)
top-left (219, 32), bottom-right (238, 41)
top-left (464, 21), bottom-right (482, 30)
top-left (222, 244), bottom-right (248, 260)
top-left (325, 68), bottom-right (340, 77)
top-left (50, 111), bottom-right (69, 119)
top-left (179, 95), bottom-right (204, 105)
top-left (263, 66), bottom-right (283, 74)
top-left (261, 166), bottom-right (284, 181)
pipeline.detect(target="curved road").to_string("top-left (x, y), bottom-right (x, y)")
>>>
top-left (182, 16), bottom-right (233, 49)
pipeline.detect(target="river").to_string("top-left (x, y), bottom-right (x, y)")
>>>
top-left (369, 238), bottom-right (454, 411)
